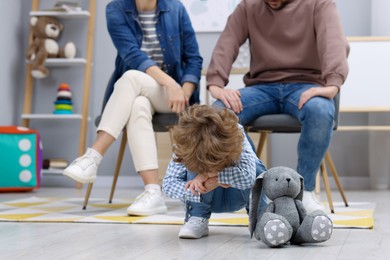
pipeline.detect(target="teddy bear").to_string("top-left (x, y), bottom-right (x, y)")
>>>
top-left (26, 16), bottom-right (76, 78)
top-left (249, 166), bottom-right (333, 247)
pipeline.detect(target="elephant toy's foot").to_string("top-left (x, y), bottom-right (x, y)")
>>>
top-left (311, 215), bottom-right (333, 242)
top-left (292, 214), bottom-right (333, 244)
top-left (262, 219), bottom-right (291, 247)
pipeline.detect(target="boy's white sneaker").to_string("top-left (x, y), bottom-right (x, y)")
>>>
top-left (63, 148), bottom-right (101, 183)
top-left (127, 190), bottom-right (167, 216)
top-left (302, 190), bottom-right (325, 213)
top-left (179, 216), bottom-right (209, 239)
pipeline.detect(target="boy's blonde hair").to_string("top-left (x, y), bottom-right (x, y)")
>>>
top-left (172, 104), bottom-right (244, 174)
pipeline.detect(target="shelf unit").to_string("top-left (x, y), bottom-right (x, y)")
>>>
top-left (26, 58), bottom-right (87, 66)
top-left (22, 0), bottom-right (96, 187)
top-left (42, 168), bottom-right (64, 175)
top-left (30, 10), bottom-right (90, 18)
top-left (21, 114), bottom-right (85, 120)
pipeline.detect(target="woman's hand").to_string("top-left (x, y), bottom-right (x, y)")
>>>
top-left (182, 82), bottom-right (195, 100)
top-left (208, 85), bottom-right (242, 113)
top-left (145, 66), bottom-right (190, 113)
top-left (166, 84), bottom-right (188, 113)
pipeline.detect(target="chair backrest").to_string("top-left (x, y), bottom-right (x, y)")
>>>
top-left (247, 93), bottom-right (340, 133)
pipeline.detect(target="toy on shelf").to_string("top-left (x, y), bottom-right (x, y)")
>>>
top-left (43, 158), bottom-right (68, 169)
top-left (53, 83), bottom-right (74, 114)
top-left (44, 1), bottom-right (83, 12)
top-left (26, 16), bottom-right (76, 79)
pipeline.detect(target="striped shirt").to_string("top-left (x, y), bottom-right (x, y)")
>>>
top-left (139, 10), bottom-right (164, 68)
top-left (162, 125), bottom-right (258, 203)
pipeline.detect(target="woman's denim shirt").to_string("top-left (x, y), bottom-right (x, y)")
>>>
top-left (104, 0), bottom-right (203, 105)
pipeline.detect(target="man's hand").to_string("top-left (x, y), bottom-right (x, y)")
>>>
top-left (299, 85), bottom-right (339, 109)
top-left (208, 85), bottom-right (242, 113)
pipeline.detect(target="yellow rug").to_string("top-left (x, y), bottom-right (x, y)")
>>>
top-left (0, 197), bottom-right (374, 229)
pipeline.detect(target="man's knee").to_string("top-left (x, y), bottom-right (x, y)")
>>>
top-left (303, 97), bottom-right (335, 121)
top-left (212, 99), bottom-right (226, 108)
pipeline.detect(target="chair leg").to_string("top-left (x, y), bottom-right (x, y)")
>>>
top-left (315, 171), bottom-right (321, 194)
top-left (83, 183), bottom-right (93, 210)
top-left (168, 127), bottom-right (174, 145)
top-left (109, 131), bottom-right (127, 204)
top-left (325, 151), bottom-right (349, 207)
top-left (320, 161), bottom-right (335, 213)
top-left (256, 132), bottom-right (268, 161)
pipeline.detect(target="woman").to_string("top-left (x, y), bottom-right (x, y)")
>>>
top-left (63, 0), bottom-right (203, 216)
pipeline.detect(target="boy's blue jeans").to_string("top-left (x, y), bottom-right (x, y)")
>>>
top-left (185, 160), bottom-right (267, 220)
top-left (214, 83), bottom-right (335, 192)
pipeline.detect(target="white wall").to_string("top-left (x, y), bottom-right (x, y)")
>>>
top-left (336, 0), bottom-right (372, 36)
top-left (0, 1), bottom-right (26, 125)
top-left (368, 0), bottom-right (390, 189)
top-left (7, 0), bottom-right (387, 188)
top-left (371, 0), bottom-right (390, 36)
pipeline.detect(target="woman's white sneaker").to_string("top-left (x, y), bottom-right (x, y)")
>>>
top-left (127, 189), bottom-right (167, 216)
top-left (63, 148), bottom-right (102, 183)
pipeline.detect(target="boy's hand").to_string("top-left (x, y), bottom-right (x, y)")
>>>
top-left (185, 174), bottom-right (208, 195)
top-left (203, 176), bottom-right (219, 192)
top-left (204, 177), bottom-right (231, 193)
top-left (185, 174), bottom-right (232, 195)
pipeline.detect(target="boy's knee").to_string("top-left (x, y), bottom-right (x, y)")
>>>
top-left (256, 159), bottom-right (267, 177)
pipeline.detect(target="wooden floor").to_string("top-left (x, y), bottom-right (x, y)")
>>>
top-left (0, 187), bottom-right (389, 260)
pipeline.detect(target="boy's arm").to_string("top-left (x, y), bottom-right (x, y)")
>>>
top-left (162, 159), bottom-right (202, 203)
top-left (218, 128), bottom-right (257, 189)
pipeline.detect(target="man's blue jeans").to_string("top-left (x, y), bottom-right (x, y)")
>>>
top-left (214, 83), bottom-right (335, 192)
top-left (185, 160), bottom-right (267, 220)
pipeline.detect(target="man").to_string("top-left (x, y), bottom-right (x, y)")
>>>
top-left (206, 0), bottom-right (349, 213)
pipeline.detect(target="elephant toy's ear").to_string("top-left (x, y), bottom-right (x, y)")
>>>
top-left (296, 175), bottom-right (304, 201)
top-left (249, 172), bottom-right (265, 238)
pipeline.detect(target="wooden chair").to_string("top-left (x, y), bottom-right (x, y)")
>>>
top-left (245, 94), bottom-right (348, 213)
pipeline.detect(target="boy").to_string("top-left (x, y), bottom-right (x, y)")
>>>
top-left (163, 104), bottom-right (266, 239)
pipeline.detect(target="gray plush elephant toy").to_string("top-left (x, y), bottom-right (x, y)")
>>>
top-left (249, 166), bottom-right (333, 247)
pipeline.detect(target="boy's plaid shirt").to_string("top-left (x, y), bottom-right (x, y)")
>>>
top-left (162, 125), bottom-right (258, 203)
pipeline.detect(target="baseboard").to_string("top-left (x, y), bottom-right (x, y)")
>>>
top-left (42, 175), bottom-right (371, 190)
top-left (319, 176), bottom-right (370, 190)
top-left (41, 175), bottom-right (144, 188)
top-left (93, 176), bottom-right (144, 188)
